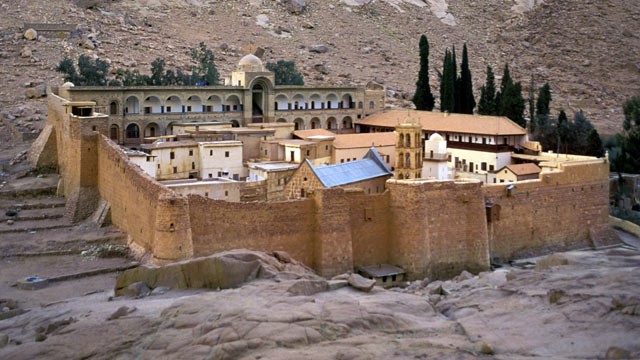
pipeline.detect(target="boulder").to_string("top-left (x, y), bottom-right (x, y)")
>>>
top-left (25, 84), bottom-right (46, 99)
top-left (108, 306), bottom-right (137, 320)
top-left (23, 29), bottom-right (37, 41)
top-left (273, 250), bottom-right (292, 263)
top-left (309, 44), bottom-right (329, 53)
top-left (286, 0), bottom-right (307, 14)
top-left (20, 46), bottom-right (32, 58)
top-left (123, 281), bottom-right (151, 298)
top-left (287, 279), bottom-right (329, 296)
top-left (348, 273), bottom-right (376, 292)
top-left (606, 346), bottom-right (631, 360)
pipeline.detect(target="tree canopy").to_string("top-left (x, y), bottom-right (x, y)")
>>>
top-left (266, 60), bottom-right (305, 86)
top-left (412, 35), bottom-right (435, 111)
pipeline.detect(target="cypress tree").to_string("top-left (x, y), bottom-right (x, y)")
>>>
top-left (458, 44), bottom-right (475, 114)
top-left (585, 128), bottom-right (604, 157)
top-left (497, 64), bottom-right (526, 127)
top-left (536, 83), bottom-right (552, 116)
top-left (478, 65), bottom-right (496, 115)
top-left (412, 35), bottom-right (435, 111)
top-left (452, 46), bottom-right (461, 113)
top-left (528, 75), bottom-right (535, 132)
top-left (440, 49), bottom-right (455, 112)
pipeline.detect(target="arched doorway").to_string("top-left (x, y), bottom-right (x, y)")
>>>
top-left (110, 124), bottom-right (119, 142)
top-left (145, 123), bottom-right (159, 138)
top-left (327, 117), bottom-right (337, 130)
top-left (251, 83), bottom-right (265, 123)
top-left (310, 117), bottom-right (320, 129)
top-left (109, 101), bottom-right (118, 115)
top-left (294, 118), bottom-right (304, 131)
top-left (125, 96), bottom-right (140, 114)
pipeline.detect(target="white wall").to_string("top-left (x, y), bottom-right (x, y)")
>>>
top-left (199, 142), bottom-right (245, 180)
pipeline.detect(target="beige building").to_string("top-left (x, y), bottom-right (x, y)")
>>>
top-left (54, 55), bottom-right (385, 146)
top-left (358, 110), bottom-right (541, 183)
top-left (495, 163), bottom-right (542, 183)
top-left (164, 178), bottom-right (241, 202)
top-left (198, 141), bottom-right (244, 180)
top-left (422, 133), bottom-right (450, 180)
top-left (285, 148), bottom-right (393, 199)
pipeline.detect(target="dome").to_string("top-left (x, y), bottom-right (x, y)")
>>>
top-left (429, 132), bottom-right (444, 141)
top-left (62, 82), bottom-right (75, 88)
top-left (238, 54), bottom-right (264, 72)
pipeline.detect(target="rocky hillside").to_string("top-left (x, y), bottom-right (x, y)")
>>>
top-left (0, 0), bottom-right (638, 158)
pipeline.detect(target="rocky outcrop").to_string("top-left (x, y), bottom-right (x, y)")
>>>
top-left (114, 250), bottom-right (317, 295)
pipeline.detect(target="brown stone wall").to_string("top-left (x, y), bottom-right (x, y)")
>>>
top-left (285, 162), bottom-right (324, 199)
top-left (348, 190), bottom-right (391, 269)
top-left (97, 136), bottom-right (192, 259)
top-left (484, 160), bottom-right (616, 261)
top-left (188, 195), bottom-right (317, 268)
top-left (388, 180), bottom-right (490, 280)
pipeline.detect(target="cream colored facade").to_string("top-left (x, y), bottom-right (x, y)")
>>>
top-left (198, 141), bottom-right (244, 180)
top-left (422, 133), bottom-right (449, 180)
top-left (164, 179), bottom-right (241, 202)
top-left (55, 55), bottom-right (385, 147)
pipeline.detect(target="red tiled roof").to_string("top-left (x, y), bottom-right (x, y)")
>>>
top-left (292, 129), bottom-right (336, 140)
top-left (358, 110), bottom-right (526, 136)
top-left (332, 132), bottom-right (396, 149)
top-left (505, 163), bottom-right (541, 176)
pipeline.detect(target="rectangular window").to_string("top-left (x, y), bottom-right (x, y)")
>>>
top-left (225, 190), bottom-right (229, 196)
top-left (166, 106), bottom-right (172, 112)
top-left (157, 164), bottom-right (160, 169)
top-left (481, 162), bottom-right (487, 171)
top-left (225, 151), bottom-right (229, 158)
top-left (341, 159), bottom-right (344, 163)
top-left (264, 149), bottom-right (268, 155)
top-left (191, 162), bottom-right (195, 170)
top-left (208, 173), bottom-right (212, 178)
top-left (489, 165), bottom-right (495, 171)
top-left (210, 150), bottom-right (213, 156)
top-left (172, 166), bottom-right (177, 174)
top-left (170, 152), bottom-right (175, 160)
top-left (306, 150), bottom-right (310, 156)
top-left (187, 106), bottom-right (192, 112)
top-left (218, 171), bottom-right (222, 177)
top-left (189, 150), bottom-right (193, 156)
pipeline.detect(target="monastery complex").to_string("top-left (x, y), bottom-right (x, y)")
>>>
top-left (28, 55), bottom-right (618, 279)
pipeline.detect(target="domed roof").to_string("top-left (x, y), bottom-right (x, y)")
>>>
top-left (238, 54), bottom-right (264, 72)
top-left (62, 82), bottom-right (75, 88)
top-left (429, 132), bottom-right (444, 141)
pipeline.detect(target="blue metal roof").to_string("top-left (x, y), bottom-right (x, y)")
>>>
top-left (309, 147), bottom-right (393, 188)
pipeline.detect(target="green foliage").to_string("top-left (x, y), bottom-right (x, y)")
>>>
top-left (496, 64), bottom-right (526, 127)
top-left (585, 128), bottom-right (604, 157)
top-left (266, 60), bottom-right (305, 86)
top-left (528, 75), bottom-right (535, 132)
top-left (478, 66), bottom-right (497, 115)
top-left (611, 97), bottom-right (640, 174)
top-left (439, 49), bottom-right (455, 112)
top-left (456, 43), bottom-right (475, 114)
top-left (412, 35), bottom-right (435, 111)
top-left (150, 58), bottom-right (166, 86)
top-left (56, 54), bottom-right (110, 86)
top-left (190, 42), bottom-right (219, 85)
top-left (536, 82), bottom-right (552, 116)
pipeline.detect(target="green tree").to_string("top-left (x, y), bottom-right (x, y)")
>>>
top-left (456, 43), bottom-right (475, 114)
top-left (266, 60), bottom-right (305, 86)
top-left (557, 110), bottom-right (569, 153)
top-left (497, 64), bottom-right (526, 127)
top-left (439, 49), bottom-right (455, 112)
top-left (536, 83), bottom-right (552, 116)
top-left (585, 128), bottom-right (604, 157)
top-left (150, 58), bottom-right (166, 86)
top-left (57, 55), bottom-right (110, 86)
top-left (56, 57), bottom-right (79, 84)
top-left (412, 35), bottom-right (435, 111)
top-left (621, 96), bottom-right (640, 173)
top-left (528, 74), bottom-right (535, 132)
top-left (478, 66), bottom-right (496, 115)
top-left (190, 42), bottom-right (219, 85)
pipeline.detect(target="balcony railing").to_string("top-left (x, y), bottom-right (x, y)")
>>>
top-left (424, 152), bottom-right (450, 161)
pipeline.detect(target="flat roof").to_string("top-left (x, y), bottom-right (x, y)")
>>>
top-left (142, 140), bottom-right (198, 150)
top-left (358, 264), bottom-right (406, 278)
top-left (358, 110), bottom-right (527, 136)
top-left (293, 129), bottom-right (336, 140)
top-left (249, 162), bottom-right (300, 171)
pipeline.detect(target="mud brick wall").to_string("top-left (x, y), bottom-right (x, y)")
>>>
top-left (97, 136), bottom-right (192, 259)
top-left (188, 195), bottom-right (317, 268)
top-left (483, 160), bottom-right (616, 261)
top-left (388, 180), bottom-right (490, 280)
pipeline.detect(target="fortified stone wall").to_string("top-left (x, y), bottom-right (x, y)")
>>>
top-left (347, 190), bottom-right (391, 269)
top-left (97, 136), bottom-right (193, 260)
top-left (188, 195), bottom-right (317, 268)
top-left (388, 180), bottom-right (490, 279)
top-left (484, 160), bottom-right (616, 261)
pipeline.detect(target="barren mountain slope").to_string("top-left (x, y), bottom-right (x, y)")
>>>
top-left (0, 0), bottom-right (638, 144)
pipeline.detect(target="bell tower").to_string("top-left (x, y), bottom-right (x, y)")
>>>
top-left (395, 119), bottom-right (423, 179)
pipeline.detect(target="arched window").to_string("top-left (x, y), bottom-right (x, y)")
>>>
top-left (406, 136), bottom-right (411, 147)
top-left (399, 134), bottom-right (404, 147)
top-left (126, 124), bottom-right (140, 139)
top-left (398, 152), bottom-right (404, 167)
top-left (406, 153), bottom-right (411, 167)
top-left (358, 101), bottom-right (363, 109)
top-left (109, 101), bottom-right (118, 115)
top-left (369, 101), bottom-right (375, 109)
